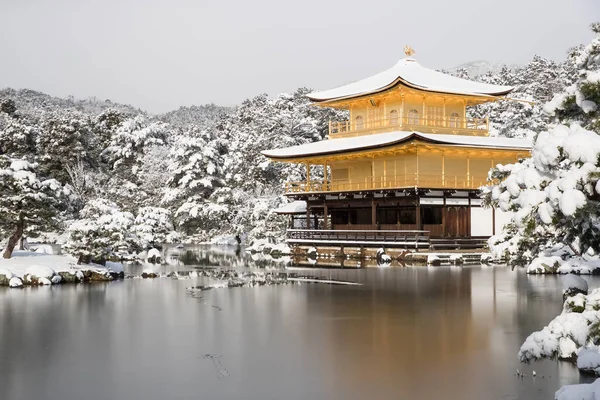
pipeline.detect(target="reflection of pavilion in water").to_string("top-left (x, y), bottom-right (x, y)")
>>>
top-left (296, 267), bottom-right (523, 398)
top-left (293, 267), bottom-right (580, 399)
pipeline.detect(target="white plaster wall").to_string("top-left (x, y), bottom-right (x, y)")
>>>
top-left (470, 207), bottom-right (493, 237)
top-left (494, 208), bottom-right (513, 235)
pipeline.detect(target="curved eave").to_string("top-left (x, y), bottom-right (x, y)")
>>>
top-left (261, 133), bottom-right (531, 161)
top-left (307, 77), bottom-right (514, 104)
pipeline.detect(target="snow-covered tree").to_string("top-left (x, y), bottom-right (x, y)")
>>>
top-left (64, 198), bottom-right (138, 263)
top-left (218, 88), bottom-right (344, 193)
top-left (95, 116), bottom-right (170, 211)
top-left (101, 115), bottom-right (167, 170)
top-left (0, 99), bottom-right (17, 116)
top-left (0, 157), bottom-right (66, 258)
top-left (162, 130), bottom-right (226, 236)
top-left (132, 207), bottom-right (179, 247)
top-left (0, 114), bottom-right (37, 157)
top-left (36, 110), bottom-right (92, 183)
top-left (484, 23), bottom-right (600, 267)
top-left (89, 109), bottom-right (126, 162)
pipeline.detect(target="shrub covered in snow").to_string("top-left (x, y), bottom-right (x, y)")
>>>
top-left (64, 198), bottom-right (138, 263)
top-left (132, 206), bottom-right (179, 247)
top-left (519, 288), bottom-right (600, 363)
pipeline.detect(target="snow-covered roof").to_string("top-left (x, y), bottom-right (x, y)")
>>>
top-left (308, 57), bottom-right (514, 102)
top-left (262, 131), bottom-right (532, 160)
top-left (273, 200), bottom-right (307, 214)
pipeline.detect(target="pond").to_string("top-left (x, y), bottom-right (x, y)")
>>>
top-left (0, 245), bottom-right (596, 400)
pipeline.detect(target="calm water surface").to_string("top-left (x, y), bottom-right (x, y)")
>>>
top-left (0, 246), bottom-right (597, 400)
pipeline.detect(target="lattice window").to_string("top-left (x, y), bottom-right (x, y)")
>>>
top-left (408, 109), bottom-right (419, 125)
top-left (389, 109), bottom-right (399, 125)
top-left (449, 112), bottom-right (460, 128)
top-left (355, 115), bottom-right (364, 130)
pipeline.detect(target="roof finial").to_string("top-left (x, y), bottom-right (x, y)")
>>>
top-left (404, 45), bottom-right (415, 57)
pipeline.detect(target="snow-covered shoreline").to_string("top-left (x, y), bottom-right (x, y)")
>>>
top-left (519, 286), bottom-right (600, 398)
top-left (0, 251), bottom-right (124, 288)
top-left (527, 255), bottom-right (600, 275)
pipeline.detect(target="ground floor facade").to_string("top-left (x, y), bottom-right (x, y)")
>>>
top-left (288, 189), bottom-right (510, 239)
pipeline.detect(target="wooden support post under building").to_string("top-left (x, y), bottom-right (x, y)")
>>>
top-left (467, 197), bottom-right (472, 237)
top-left (416, 201), bottom-right (422, 231)
top-left (371, 199), bottom-right (377, 229)
top-left (347, 205), bottom-right (351, 226)
top-left (323, 203), bottom-right (329, 230)
top-left (306, 205), bottom-right (311, 229)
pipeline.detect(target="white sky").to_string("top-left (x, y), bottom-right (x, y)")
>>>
top-left (0, 0), bottom-right (598, 113)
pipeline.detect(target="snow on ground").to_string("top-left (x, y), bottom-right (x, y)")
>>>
top-left (528, 255), bottom-right (600, 275)
top-left (31, 244), bottom-right (55, 254)
top-left (0, 251), bottom-right (124, 287)
top-left (555, 378), bottom-right (600, 400)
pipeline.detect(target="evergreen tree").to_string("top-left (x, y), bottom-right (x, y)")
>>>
top-left (163, 130), bottom-right (225, 236)
top-left (483, 23), bottom-right (600, 267)
top-left (0, 114), bottom-right (37, 157)
top-left (36, 110), bottom-right (91, 183)
top-left (0, 157), bottom-right (66, 258)
top-left (0, 99), bottom-right (17, 116)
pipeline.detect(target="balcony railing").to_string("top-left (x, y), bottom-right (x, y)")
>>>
top-left (285, 174), bottom-right (488, 194)
top-left (286, 229), bottom-right (431, 249)
top-left (328, 115), bottom-right (489, 138)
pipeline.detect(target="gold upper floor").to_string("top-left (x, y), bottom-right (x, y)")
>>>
top-left (322, 85), bottom-right (496, 138)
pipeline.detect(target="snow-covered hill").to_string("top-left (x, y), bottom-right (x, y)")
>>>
top-left (448, 60), bottom-right (520, 78)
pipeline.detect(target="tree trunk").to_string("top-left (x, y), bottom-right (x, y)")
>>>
top-left (3, 217), bottom-right (24, 259)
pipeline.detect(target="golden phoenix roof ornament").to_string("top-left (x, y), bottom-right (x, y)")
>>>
top-left (404, 45), bottom-right (415, 57)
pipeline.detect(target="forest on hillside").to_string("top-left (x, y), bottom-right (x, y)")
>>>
top-left (0, 34), bottom-right (589, 259)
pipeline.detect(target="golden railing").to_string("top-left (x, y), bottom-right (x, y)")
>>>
top-left (328, 115), bottom-right (489, 138)
top-left (285, 174), bottom-right (488, 194)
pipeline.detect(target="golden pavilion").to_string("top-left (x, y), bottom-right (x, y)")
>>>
top-left (262, 48), bottom-right (531, 248)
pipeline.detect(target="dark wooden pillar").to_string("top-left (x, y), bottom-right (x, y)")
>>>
top-left (306, 206), bottom-right (311, 229)
top-left (442, 195), bottom-right (447, 236)
top-left (466, 205), bottom-right (471, 237)
top-left (347, 205), bottom-right (351, 226)
top-left (416, 202), bottom-right (422, 231)
top-left (371, 199), bottom-right (377, 229)
top-left (323, 203), bottom-right (329, 230)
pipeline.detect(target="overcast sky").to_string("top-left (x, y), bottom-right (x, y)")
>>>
top-left (0, 0), bottom-right (598, 113)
